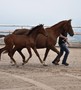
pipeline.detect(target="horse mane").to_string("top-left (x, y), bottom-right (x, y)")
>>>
top-left (50, 20), bottom-right (67, 28)
top-left (27, 24), bottom-right (43, 36)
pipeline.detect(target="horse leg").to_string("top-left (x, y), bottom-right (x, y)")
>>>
top-left (17, 49), bottom-right (26, 63)
top-left (50, 45), bottom-right (59, 54)
top-left (49, 45), bottom-right (60, 64)
top-left (9, 47), bottom-right (25, 64)
top-left (8, 49), bottom-right (18, 67)
top-left (22, 47), bottom-right (32, 65)
top-left (32, 47), bottom-right (47, 66)
top-left (43, 48), bottom-right (50, 62)
top-left (9, 47), bottom-right (16, 64)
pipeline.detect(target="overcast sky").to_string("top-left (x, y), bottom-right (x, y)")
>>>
top-left (0, 0), bottom-right (81, 26)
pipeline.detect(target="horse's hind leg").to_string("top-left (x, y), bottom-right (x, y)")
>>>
top-left (22, 47), bottom-right (32, 65)
top-left (17, 49), bottom-right (26, 63)
top-left (10, 47), bottom-right (25, 64)
top-left (8, 50), bottom-right (18, 67)
top-left (49, 45), bottom-right (60, 63)
top-left (50, 46), bottom-right (60, 57)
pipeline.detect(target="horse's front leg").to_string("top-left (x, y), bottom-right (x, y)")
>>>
top-left (32, 47), bottom-right (47, 66)
top-left (43, 48), bottom-right (50, 65)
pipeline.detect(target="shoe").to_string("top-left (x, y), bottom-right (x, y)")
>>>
top-left (52, 61), bottom-right (59, 65)
top-left (62, 63), bottom-right (69, 66)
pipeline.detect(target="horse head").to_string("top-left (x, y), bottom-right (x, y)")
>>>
top-left (63, 19), bottom-right (74, 36)
top-left (37, 24), bottom-right (48, 37)
top-left (27, 24), bottom-right (48, 37)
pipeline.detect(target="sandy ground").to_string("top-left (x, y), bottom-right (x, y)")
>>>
top-left (0, 45), bottom-right (81, 90)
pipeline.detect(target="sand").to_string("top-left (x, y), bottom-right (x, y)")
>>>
top-left (0, 45), bottom-right (81, 90)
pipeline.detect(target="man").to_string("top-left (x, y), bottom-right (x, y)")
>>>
top-left (52, 31), bottom-right (70, 66)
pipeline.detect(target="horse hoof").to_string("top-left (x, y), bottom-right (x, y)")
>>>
top-left (16, 65), bottom-right (19, 68)
top-left (22, 63), bottom-right (25, 65)
top-left (11, 64), bottom-right (16, 66)
top-left (43, 64), bottom-right (48, 66)
top-left (23, 60), bottom-right (26, 63)
top-left (22, 60), bottom-right (28, 65)
top-left (10, 61), bottom-right (13, 64)
top-left (11, 64), bottom-right (19, 68)
top-left (42, 61), bottom-right (47, 66)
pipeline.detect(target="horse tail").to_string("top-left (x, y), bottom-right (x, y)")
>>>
top-left (0, 47), bottom-right (7, 60)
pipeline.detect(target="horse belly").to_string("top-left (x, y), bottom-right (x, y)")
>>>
top-left (14, 37), bottom-right (27, 47)
top-left (36, 35), bottom-right (47, 48)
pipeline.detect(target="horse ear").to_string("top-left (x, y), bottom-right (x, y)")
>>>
top-left (41, 24), bottom-right (44, 28)
top-left (39, 24), bottom-right (44, 27)
top-left (68, 19), bottom-right (72, 22)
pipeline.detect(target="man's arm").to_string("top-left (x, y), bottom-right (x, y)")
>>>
top-left (59, 34), bottom-right (70, 45)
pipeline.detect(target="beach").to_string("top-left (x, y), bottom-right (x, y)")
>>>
top-left (0, 45), bottom-right (81, 90)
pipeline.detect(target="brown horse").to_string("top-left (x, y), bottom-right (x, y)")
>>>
top-left (0, 20), bottom-right (74, 65)
top-left (0, 24), bottom-right (47, 66)
top-left (11, 19), bottom-right (74, 64)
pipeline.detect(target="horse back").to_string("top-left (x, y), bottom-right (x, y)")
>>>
top-left (12, 29), bottom-right (29, 35)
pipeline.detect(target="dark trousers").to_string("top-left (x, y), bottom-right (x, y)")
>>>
top-left (53, 43), bottom-right (69, 63)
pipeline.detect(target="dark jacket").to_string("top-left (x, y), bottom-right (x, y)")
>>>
top-left (58, 32), bottom-right (67, 45)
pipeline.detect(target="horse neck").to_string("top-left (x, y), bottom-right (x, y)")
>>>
top-left (29, 30), bottom-right (40, 41)
top-left (49, 22), bottom-right (64, 38)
